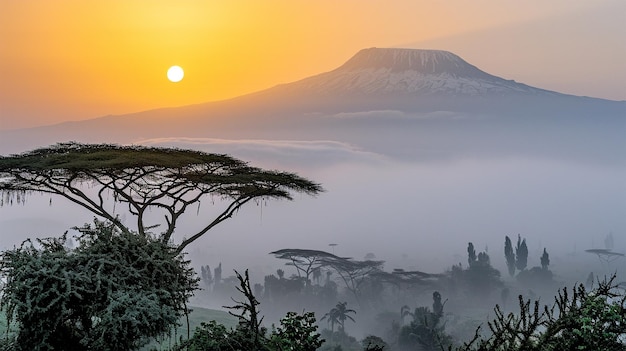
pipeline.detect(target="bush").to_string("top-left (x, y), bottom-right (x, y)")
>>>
top-left (0, 220), bottom-right (198, 351)
top-left (455, 275), bottom-right (626, 351)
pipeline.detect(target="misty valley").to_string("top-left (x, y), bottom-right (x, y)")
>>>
top-left (0, 48), bottom-right (625, 350)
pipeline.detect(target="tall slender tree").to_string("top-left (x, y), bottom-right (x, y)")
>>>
top-left (504, 236), bottom-right (516, 277)
top-left (515, 235), bottom-right (528, 271)
top-left (467, 242), bottom-right (477, 267)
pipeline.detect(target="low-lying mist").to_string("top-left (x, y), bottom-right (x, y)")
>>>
top-left (1, 139), bottom-right (624, 343)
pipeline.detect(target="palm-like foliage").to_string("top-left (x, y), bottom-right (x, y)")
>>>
top-left (322, 302), bottom-right (356, 333)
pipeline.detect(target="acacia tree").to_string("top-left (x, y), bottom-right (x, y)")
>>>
top-left (0, 143), bottom-right (321, 349)
top-left (325, 258), bottom-right (385, 306)
top-left (270, 248), bottom-right (345, 287)
top-left (0, 143), bottom-right (323, 253)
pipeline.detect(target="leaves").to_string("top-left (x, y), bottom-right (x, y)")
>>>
top-left (0, 143), bottom-right (323, 253)
top-left (456, 275), bottom-right (626, 351)
top-left (0, 220), bottom-right (198, 351)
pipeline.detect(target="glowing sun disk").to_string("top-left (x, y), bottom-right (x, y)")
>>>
top-left (167, 66), bottom-right (184, 82)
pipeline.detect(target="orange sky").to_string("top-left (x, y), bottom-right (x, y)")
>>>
top-left (1, 1), bottom-right (624, 129)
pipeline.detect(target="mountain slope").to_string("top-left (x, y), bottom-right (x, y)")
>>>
top-left (0, 48), bottom-right (623, 162)
top-left (271, 47), bottom-right (561, 97)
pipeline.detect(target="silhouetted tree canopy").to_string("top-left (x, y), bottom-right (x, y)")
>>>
top-left (467, 242), bottom-right (477, 267)
top-left (0, 142), bottom-right (323, 253)
top-left (515, 235), bottom-right (528, 271)
top-left (504, 236), bottom-right (516, 277)
top-left (270, 249), bottom-right (346, 286)
top-left (326, 259), bottom-right (385, 305)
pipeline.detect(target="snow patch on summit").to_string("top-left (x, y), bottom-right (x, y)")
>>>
top-left (282, 48), bottom-right (561, 97)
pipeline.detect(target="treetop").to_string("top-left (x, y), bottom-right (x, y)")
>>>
top-left (0, 143), bottom-right (323, 251)
top-left (2, 142), bottom-right (252, 172)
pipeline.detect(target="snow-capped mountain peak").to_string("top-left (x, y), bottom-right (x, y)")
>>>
top-left (281, 47), bottom-right (558, 97)
top-left (338, 48), bottom-right (478, 76)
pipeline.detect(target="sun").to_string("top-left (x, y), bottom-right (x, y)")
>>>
top-left (167, 66), bottom-right (184, 82)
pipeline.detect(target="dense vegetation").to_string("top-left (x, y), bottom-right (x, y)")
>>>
top-left (0, 221), bottom-right (198, 351)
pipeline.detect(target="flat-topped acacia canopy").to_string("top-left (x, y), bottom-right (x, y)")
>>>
top-left (0, 142), bottom-right (323, 253)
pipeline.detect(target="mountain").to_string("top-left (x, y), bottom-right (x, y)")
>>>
top-left (0, 48), bottom-right (624, 163)
top-left (271, 48), bottom-right (561, 97)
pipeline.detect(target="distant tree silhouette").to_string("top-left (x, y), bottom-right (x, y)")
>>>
top-left (516, 247), bottom-right (554, 287)
top-left (214, 262), bottom-right (222, 286)
top-left (398, 291), bottom-right (452, 351)
top-left (515, 235), bottom-right (528, 271)
top-left (327, 258), bottom-right (385, 305)
top-left (504, 236), bottom-right (516, 277)
top-left (270, 248), bottom-right (343, 288)
top-left (322, 302), bottom-right (356, 334)
top-left (456, 247), bottom-right (503, 298)
top-left (468, 242), bottom-right (477, 267)
top-left (200, 264), bottom-right (213, 289)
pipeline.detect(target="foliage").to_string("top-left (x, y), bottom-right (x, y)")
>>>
top-left (270, 249), bottom-right (344, 288)
top-left (398, 291), bottom-right (452, 351)
top-left (270, 248), bottom-right (385, 306)
top-left (467, 243), bottom-right (476, 267)
top-left (0, 142), bottom-right (323, 253)
top-left (362, 335), bottom-right (388, 351)
top-left (516, 267), bottom-right (553, 287)
top-left (514, 235), bottom-right (528, 272)
top-left (268, 312), bottom-right (324, 351)
top-left (516, 247), bottom-right (553, 288)
top-left (458, 246), bottom-right (502, 297)
top-left (0, 220), bottom-right (198, 351)
top-left (173, 269), bottom-right (324, 351)
top-left (319, 329), bottom-right (360, 351)
top-left (170, 320), bottom-right (233, 351)
top-left (200, 264), bottom-right (213, 289)
top-left (454, 275), bottom-right (626, 351)
top-left (322, 302), bottom-right (357, 334)
top-left (327, 259), bottom-right (385, 306)
top-left (504, 236), bottom-right (516, 277)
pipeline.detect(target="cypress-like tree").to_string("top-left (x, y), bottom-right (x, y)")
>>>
top-left (504, 236), bottom-right (516, 277)
top-left (468, 242), bottom-right (477, 267)
top-left (515, 235), bottom-right (528, 271)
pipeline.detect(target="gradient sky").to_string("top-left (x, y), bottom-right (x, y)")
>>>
top-left (1, 1), bottom-right (624, 130)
